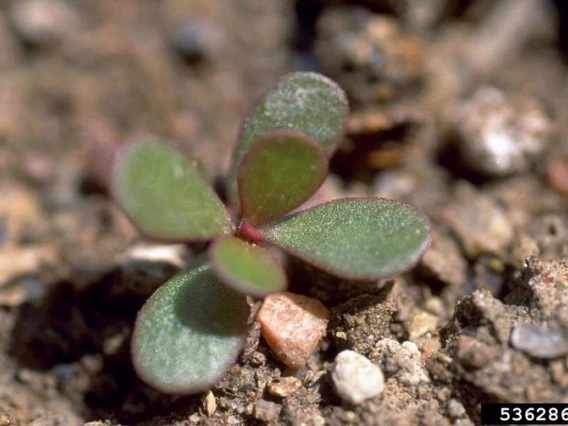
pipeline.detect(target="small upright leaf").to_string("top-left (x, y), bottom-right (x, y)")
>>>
top-left (210, 236), bottom-right (287, 296)
top-left (132, 263), bottom-right (249, 394)
top-left (229, 72), bottom-right (349, 208)
top-left (238, 130), bottom-right (327, 226)
top-left (113, 138), bottom-right (233, 240)
top-left (261, 198), bottom-right (431, 280)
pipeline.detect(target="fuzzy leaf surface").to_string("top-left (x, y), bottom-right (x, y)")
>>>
top-left (132, 263), bottom-right (249, 394)
top-left (230, 72), bottom-right (348, 207)
top-left (261, 198), bottom-right (431, 279)
top-left (113, 138), bottom-right (233, 240)
top-left (238, 130), bottom-right (327, 226)
top-left (210, 236), bottom-right (287, 296)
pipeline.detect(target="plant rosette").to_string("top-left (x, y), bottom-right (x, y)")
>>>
top-left (109, 72), bottom-right (431, 393)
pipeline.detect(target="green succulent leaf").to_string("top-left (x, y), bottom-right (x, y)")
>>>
top-left (230, 72), bottom-right (348, 208)
top-left (112, 138), bottom-right (233, 240)
top-left (210, 236), bottom-right (287, 296)
top-left (132, 263), bottom-right (249, 394)
top-left (238, 129), bottom-right (327, 226)
top-left (260, 198), bottom-right (431, 280)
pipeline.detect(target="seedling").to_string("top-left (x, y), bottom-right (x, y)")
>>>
top-left (110, 72), bottom-right (431, 394)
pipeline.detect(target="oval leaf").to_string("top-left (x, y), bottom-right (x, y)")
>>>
top-left (229, 72), bottom-right (349, 208)
top-left (238, 130), bottom-right (327, 226)
top-left (113, 138), bottom-right (233, 240)
top-left (132, 263), bottom-right (249, 394)
top-left (210, 236), bottom-right (287, 297)
top-left (260, 198), bottom-right (431, 280)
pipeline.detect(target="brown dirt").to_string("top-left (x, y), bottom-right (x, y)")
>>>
top-left (1, 1), bottom-right (568, 425)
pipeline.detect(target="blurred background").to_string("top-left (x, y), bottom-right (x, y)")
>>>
top-left (1, 1), bottom-right (568, 425)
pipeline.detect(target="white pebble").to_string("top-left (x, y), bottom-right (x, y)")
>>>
top-left (9, 0), bottom-right (80, 47)
top-left (451, 86), bottom-right (551, 177)
top-left (331, 350), bottom-right (384, 405)
top-left (120, 243), bottom-right (190, 269)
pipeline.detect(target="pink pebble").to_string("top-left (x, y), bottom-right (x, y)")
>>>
top-left (256, 292), bottom-right (330, 369)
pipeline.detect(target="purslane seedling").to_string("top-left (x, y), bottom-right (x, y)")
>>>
top-left (110, 72), bottom-right (431, 394)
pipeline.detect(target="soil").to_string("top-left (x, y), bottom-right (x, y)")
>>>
top-left (1, 1), bottom-right (568, 425)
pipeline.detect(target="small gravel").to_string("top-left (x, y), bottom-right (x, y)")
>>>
top-left (172, 20), bottom-right (225, 62)
top-left (331, 350), bottom-right (385, 405)
top-left (510, 321), bottom-right (568, 359)
top-left (372, 339), bottom-right (430, 386)
top-left (267, 376), bottom-right (301, 398)
top-left (449, 86), bottom-right (552, 177)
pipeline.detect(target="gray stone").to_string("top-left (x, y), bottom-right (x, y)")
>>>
top-left (510, 321), bottom-right (568, 359)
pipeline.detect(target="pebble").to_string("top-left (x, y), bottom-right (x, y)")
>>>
top-left (9, 0), bottom-right (80, 48)
top-left (330, 350), bottom-right (385, 405)
top-left (256, 292), bottom-right (329, 369)
top-left (0, 413), bottom-right (11, 426)
top-left (510, 321), bottom-right (568, 359)
top-left (447, 398), bottom-right (466, 419)
top-left (409, 311), bottom-right (439, 340)
top-left (268, 376), bottom-right (301, 398)
top-left (424, 296), bottom-right (445, 316)
top-left (371, 339), bottom-right (430, 386)
top-left (449, 86), bottom-right (552, 177)
top-left (172, 20), bottom-right (224, 62)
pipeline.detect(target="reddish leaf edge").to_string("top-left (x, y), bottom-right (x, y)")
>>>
top-left (234, 72), bottom-right (350, 159)
top-left (259, 197), bottom-right (433, 281)
top-left (209, 236), bottom-right (288, 298)
top-left (228, 71), bottom-right (350, 209)
top-left (237, 128), bottom-right (329, 227)
top-left (131, 264), bottom-right (248, 395)
top-left (111, 138), bottom-right (235, 243)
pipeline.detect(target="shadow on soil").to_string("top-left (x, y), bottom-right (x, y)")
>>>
top-left (8, 263), bottom-right (202, 423)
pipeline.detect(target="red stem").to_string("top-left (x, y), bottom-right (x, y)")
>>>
top-left (238, 222), bottom-right (264, 244)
